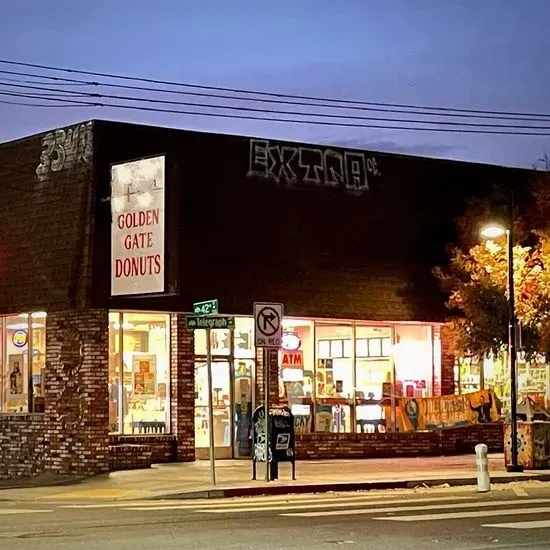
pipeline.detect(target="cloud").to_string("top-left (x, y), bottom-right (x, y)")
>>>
top-left (322, 137), bottom-right (462, 158)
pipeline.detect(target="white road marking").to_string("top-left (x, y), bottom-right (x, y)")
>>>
top-left (281, 499), bottom-right (550, 518)
top-left (191, 495), bottom-right (480, 514)
top-left (0, 509), bottom-right (53, 515)
top-left (513, 487), bottom-right (529, 497)
top-left (482, 519), bottom-right (550, 529)
top-left (374, 506), bottom-right (550, 522)
top-left (64, 494), bottom-right (477, 511)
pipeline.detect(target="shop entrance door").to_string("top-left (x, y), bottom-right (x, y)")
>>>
top-left (194, 360), bottom-right (233, 459)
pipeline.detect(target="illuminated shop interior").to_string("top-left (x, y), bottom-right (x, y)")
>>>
top-left (192, 316), bottom-right (442, 458)
top-left (0, 312), bottom-right (47, 414)
top-left (108, 312), bottom-right (170, 434)
top-left (455, 353), bottom-right (550, 413)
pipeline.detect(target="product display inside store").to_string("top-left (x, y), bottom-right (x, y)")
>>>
top-left (108, 312), bottom-right (170, 434)
top-left (455, 353), bottom-right (550, 413)
top-left (0, 313), bottom-right (46, 414)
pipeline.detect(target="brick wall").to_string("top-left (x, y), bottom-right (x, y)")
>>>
top-left (170, 314), bottom-right (195, 461)
top-left (44, 309), bottom-right (110, 476)
top-left (440, 323), bottom-right (455, 395)
top-left (110, 435), bottom-right (177, 463)
top-left (109, 444), bottom-right (152, 472)
top-left (254, 347), bottom-right (280, 408)
top-left (0, 415), bottom-right (47, 479)
top-left (440, 423), bottom-right (504, 454)
top-left (95, 121), bottom-right (530, 323)
top-left (296, 423), bottom-right (503, 459)
top-left (0, 122), bottom-right (95, 314)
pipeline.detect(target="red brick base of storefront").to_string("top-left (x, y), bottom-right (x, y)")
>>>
top-left (295, 423), bottom-right (504, 460)
top-left (105, 423), bottom-right (504, 471)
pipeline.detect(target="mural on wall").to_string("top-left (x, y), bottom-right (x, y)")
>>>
top-left (36, 122), bottom-right (93, 181)
top-left (247, 138), bottom-right (381, 193)
top-left (56, 326), bottom-right (85, 432)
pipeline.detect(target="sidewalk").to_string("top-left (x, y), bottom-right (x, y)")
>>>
top-left (1, 454), bottom-right (549, 502)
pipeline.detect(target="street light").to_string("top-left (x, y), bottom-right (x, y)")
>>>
top-left (480, 222), bottom-right (523, 473)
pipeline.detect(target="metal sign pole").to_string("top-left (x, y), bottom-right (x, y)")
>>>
top-left (206, 327), bottom-right (216, 486)
top-left (264, 348), bottom-right (270, 482)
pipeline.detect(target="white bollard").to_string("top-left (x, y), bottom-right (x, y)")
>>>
top-left (475, 443), bottom-right (490, 493)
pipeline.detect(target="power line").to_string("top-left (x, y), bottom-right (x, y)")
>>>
top-left (1, 81), bottom-right (550, 131)
top-left (1, 89), bottom-right (548, 136)
top-left (0, 97), bottom-right (92, 108)
top-left (0, 67), bottom-right (548, 124)
top-left (1, 58), bottom-right (550, 120)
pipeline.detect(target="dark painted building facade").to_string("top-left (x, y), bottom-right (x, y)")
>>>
top-left (0, 120), bottom-right (527, 478)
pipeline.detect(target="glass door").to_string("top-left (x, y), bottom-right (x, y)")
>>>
top-left (233, 359), bottom-right (254, 457)
top-left (194, 360), bottom-right (232, 459)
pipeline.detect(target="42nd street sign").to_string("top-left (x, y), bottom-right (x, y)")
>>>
top-left (193, 299), bottom-right (219, 316)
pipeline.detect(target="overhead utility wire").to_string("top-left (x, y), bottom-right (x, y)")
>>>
top-left (1, 58), bottom-right (550, 120)
top-left (1, 81), bottom-right (550, 131)
top-left (0, 67), bottom-right (547, 123)
top-left (1, 89), bottom-right (548, 136)
top-left (0, 98), bottom-right (91, 108)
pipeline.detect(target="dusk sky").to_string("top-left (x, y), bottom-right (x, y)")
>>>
top-left (1, 0), bottom-right (550, 168)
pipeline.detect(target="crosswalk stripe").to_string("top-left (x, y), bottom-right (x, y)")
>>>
top-left (482, 519), bottom-right (550, 530)
top-left (374, 507), bottom-right (550, 522)
top-left (62, 493), bottom-right (477, 511)
top-left (190, 495), bottom-right (481, 514)
top-left (58, 494), bottom-right (430, 509)
top-left (0, 509), bottom-right (52, 515)
top-left (280, 499), bottom-right (550, 518)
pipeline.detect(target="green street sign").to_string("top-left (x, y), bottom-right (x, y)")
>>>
top-left (186, 315), bottom-right (234, 330)
top-left (193, 299), bottom-right (219, 316)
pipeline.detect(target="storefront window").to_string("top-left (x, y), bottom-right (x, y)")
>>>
top-left (108, 312), bottom-right (170, 434)
top-left (315, 322), bottom-right (353, 433)
top-left (394, 325), bottom-right (433, 398)
top-left (1, 312), bottom-right (47, 414)
top-left (280, 319), bottom-right (314, 433)
top-left (456, 351), bottom-right (548, 415)
top-left (355, 325), bottom-right (392, 433)
top-left (194, 328), bottom-right (231, 356)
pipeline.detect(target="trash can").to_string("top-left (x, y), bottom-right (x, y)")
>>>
top-left (504, 421), bottom-right (550, 470)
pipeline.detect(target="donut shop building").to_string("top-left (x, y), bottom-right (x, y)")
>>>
top-left (0, 120), bottom-right (525, 479)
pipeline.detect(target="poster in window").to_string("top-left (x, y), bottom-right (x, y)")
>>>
top-left (8, 355), bottom-right (25, 395)
top-left (132, 355), bottom-right (156, 395)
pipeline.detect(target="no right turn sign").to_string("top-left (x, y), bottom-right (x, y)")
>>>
top-left (253, 302), bottom-right (284, 348)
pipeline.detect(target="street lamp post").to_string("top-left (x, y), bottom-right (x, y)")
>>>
top-left (480, 222), bottom-right (523, 473)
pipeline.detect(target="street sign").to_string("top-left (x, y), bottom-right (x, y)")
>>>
top-left (193, 299), bottom-right (219, 316)
top-left (186, 315), bottom-right (234, 330)
top-left (253, 302), bottom-right (284, 348)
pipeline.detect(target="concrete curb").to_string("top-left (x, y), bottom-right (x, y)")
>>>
top-left (150, 474), bottom-right (550, 500)
top-left (0, 475), bottom-right (86, 491)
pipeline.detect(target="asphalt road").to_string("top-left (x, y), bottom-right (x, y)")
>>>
top-left (1, 485), bottom-right (550, 549)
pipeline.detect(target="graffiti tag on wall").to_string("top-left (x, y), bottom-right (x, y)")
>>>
top-left (36, 122), bottom-right (93, 181)
top-left (247, 138), bottom-right (380, 192)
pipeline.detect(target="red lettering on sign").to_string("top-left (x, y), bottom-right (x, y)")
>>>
top-left (117, 209), bottom-right (160, 230)
top-left (114, 255), bottom-right (162, 278)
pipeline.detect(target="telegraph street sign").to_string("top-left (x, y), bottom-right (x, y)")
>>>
top-left (186, 315), bottom-right (234, 330)
top-left (193, 299), bottom-right (218, 316)
top-left (254, 302), bottom-right (284, 348)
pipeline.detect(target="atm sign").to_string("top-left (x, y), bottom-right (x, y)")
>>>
top-left (281, 351), bottom-right (303, 368)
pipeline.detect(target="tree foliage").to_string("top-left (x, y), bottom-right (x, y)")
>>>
top-left (434, 165), bottom-right (550, 360)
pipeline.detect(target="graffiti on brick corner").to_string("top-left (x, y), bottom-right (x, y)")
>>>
top-left (247, 138), bottom-right (380, 192)
top-left (57, 326), bottom-right (85, 432)
top-left (36, 122), bottom-right (93, 181)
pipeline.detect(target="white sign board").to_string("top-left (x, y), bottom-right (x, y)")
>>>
top-left (111, 156), bottom-right (165, 296)
top-left (254, 302), bottom-right (284, 348)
